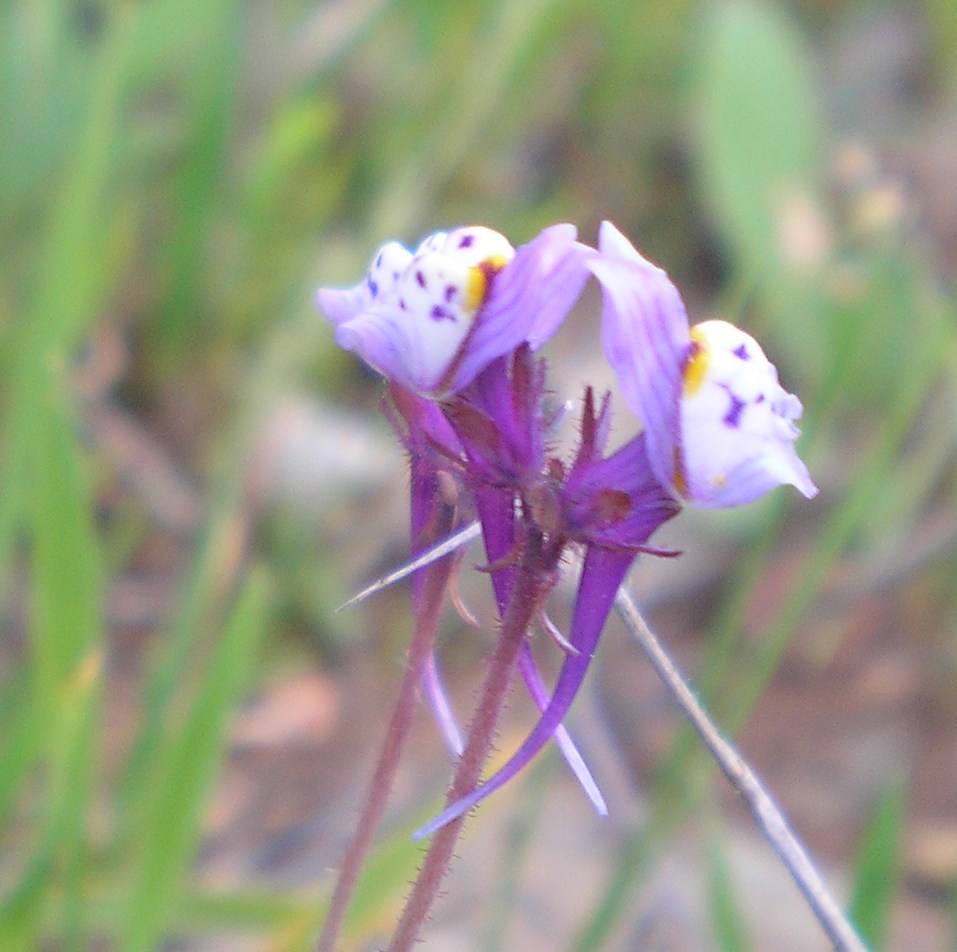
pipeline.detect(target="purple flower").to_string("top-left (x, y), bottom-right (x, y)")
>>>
top-left (316, 224), bottom-right (589, 397)
top-left (322, 219), bottom-right (819, 845)
top-left (586, 221), bottom-right (818, 508)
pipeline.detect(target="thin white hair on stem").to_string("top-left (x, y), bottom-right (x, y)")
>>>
top-left (613, 584), bottom-right (868, 952)
top-left (337, 520), bottom-right (482, 611)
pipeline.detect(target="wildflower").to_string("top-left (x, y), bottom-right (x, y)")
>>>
top-left (318, 228), bottom-right (608, 811)
top-left (317, 223), bottom-right (589, 396)
top-left (316, 219), bottom-right (817, 844)
top-left (586, 221), bottom-right (818, 507)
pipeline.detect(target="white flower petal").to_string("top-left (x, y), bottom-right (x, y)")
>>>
top-left (679, 320), bottom-right (818, 507)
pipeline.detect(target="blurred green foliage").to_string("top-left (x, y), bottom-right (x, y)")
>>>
top-left (1, 0), bottom-right (955, 948)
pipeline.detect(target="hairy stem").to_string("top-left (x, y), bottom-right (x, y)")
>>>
top-left (386, 528), bottom-right (546, 952)
top-left (315, 516), bottom-right (454, 952)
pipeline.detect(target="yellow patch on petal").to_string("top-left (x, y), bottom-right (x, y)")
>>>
top-left (465, 267), bottom-right (488, 312)
top-left (465, 255), bottom-right (511, 312)
top-left (683, 328), bottom-right (710, 396)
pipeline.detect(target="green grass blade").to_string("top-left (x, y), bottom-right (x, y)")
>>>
top-left (145, 0), bottom-right (243, 359)
top-left (0, 850), bottom-right (54, 952)
top-left (0, 678), bottom-right (41, 839)
top-left (30, 392), bottom-right (103, 698)
top-left (119, 567), bottom-right (271, 952)
top-left (13, 382), bottom-right (104, 951)
top-left (849, 778), bottom-right (908, 951)
top-left (371, 0), bottom-right (572, 238)
top-left (708, 830), bottom-right (750, 952)
top-left (118, 488), bottom-right (268, 830)
top-left (0, 2), bottom-right (132, 591)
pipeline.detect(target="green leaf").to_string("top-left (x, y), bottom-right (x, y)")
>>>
top-left (695, 0), bottom-right (822, 283)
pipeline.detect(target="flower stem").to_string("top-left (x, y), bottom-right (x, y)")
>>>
top-left (315, 521), bottom-right (454, 952)
top-left (386, 528), bottom-right (547, 952)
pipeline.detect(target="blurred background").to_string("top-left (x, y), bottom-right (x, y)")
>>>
top-left (2, 0), bottom-right (956, 949)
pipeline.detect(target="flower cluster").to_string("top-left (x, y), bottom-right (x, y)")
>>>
top-left (317, 220), bottom-right (816, 836)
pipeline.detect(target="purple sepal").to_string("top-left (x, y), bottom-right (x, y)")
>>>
top-left (446, 348), bottom-right (548, 486)
top-left (564, 432), bottom-right (681, 551)
top-left (390, 384), bottom-right (467, 757)
top-left (561, 389), bottom-right (681, 551)
top-left (472, 483), bottom-right (518, 611)
top-left (515, 644), bottom-right (608, 816)
top-left (413, 546), bottom-right (632, 840)
top-left (386, 382), bottom-right (462, 461)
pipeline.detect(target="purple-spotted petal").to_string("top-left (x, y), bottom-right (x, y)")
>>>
top-left (679, 320), bottom-right (818, 506)
top-left (317, 227), bottom-right (515, 394)
top-left (414, 546), bottom-right (632, 840)
top-left (317, 224), bottom-right (589, 396)
top-left (315, 284), bottom-right (366, 327)
top-left (316, 240), bottom-right (412, 327)
top-left (585, 221), bottom-right (691, 493)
